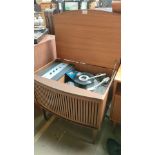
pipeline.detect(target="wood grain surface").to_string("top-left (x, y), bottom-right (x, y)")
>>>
top-left (53, 10), bottom-right (121, 69)
top-left (34, 35), bottom-right (57, 71)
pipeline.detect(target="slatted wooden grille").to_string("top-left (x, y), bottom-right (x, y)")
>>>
top-left (35, 80), bottom-right (105, 128)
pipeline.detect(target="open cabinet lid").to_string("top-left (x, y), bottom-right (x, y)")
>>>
top-left (53, 10), bottom-right (121, 69)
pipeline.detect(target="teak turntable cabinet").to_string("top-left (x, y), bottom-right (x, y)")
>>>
top-left (34, 10), bottom-right (120, 142)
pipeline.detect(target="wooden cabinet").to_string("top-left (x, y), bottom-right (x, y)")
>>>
top-left (110, 65), bottom-right (121, 124)
top-left (34, 10), bottom-right (121, 130)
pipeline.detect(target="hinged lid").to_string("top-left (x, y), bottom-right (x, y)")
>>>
top-left (53, 10), bottom-right (120, 69)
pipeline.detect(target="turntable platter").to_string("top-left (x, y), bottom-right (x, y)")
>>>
top-left (74, 72), bottom-right (94, 86)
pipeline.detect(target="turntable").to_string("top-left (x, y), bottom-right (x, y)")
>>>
top-left (65, 70), bottom-right (110, 94)
top-left (34, 10), bottom-right (120, 142)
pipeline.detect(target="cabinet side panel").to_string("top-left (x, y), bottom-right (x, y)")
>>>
top-left (34, 35), bottom-right (57, 71)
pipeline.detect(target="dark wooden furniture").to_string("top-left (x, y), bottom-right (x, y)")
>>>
top-left (110, 65), bottom-right (121, 124)
top-left (44, 9), bottom-right (59, 35)
top-left (34, 10), bottom-right (121, 142)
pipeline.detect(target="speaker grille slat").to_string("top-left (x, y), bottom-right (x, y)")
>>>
top-left (35, 81), bottom-right (104, 128)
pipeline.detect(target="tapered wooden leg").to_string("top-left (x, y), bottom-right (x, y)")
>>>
top-left (92, 129), bottom-right (98, 144)
top-left (42, 109), bottom-right (48, 121)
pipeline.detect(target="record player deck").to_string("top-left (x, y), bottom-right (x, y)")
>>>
top-left (38, 61), bottom-right (111, 95)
